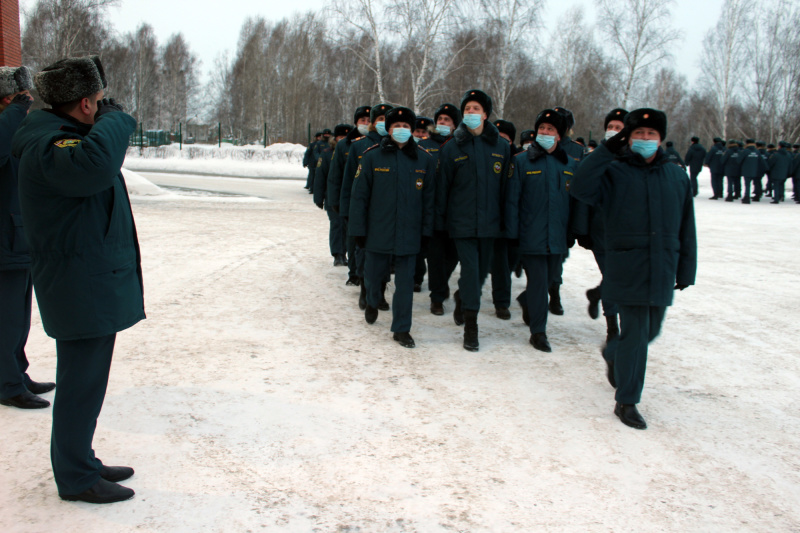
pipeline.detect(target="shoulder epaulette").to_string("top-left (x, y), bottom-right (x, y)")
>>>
top-left (417, 145), bottom-right (433, 157)
top-left (362, 143), bottom-right (381, 154)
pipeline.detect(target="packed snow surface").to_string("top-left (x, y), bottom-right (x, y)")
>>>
top-left (1, 167), bottom-right (799, 532)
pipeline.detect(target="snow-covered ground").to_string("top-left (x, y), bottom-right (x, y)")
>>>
top-left (1, 165), bottom-right (799, 532)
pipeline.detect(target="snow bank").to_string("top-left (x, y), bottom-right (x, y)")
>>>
top-left (123, 142), bottom-right (309, 179)
top-left (121, 168), bottom-right (171, 196)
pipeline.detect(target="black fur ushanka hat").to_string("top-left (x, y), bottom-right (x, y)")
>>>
top-left (624, 108), bottom-right (668, 140)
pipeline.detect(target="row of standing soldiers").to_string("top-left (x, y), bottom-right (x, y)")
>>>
top-left (304, 90), bottom-right (697, 430)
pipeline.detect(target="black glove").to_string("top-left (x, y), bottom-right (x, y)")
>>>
top-left (674, 284), bottom-right (688, 291)
top-left (355, 236), bottom-right (366, 248)
top-left (315, 202), bottom-right (324, 210)
top-left (604, 127), bottom-right (629, 154)
top-left (10, 93), bottom-right (33, 110)
top-left (576, 234), bottom-right (593, 250)
top-left (95, 98), bottom-right (124, 120)
top-left (434, 230), bottom-right (449, 240)
top-left (331, 205), bottom-right (339, 214)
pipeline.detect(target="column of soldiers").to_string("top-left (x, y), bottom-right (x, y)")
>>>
top-left (311, 90), bottom-right (697, 431)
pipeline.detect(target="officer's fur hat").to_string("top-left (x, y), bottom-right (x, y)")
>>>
top-left (370, 103), bottom-right (393, 123)
top-left (604, 108), bottom-right (628, 131)
top-left (767, 143), bottom-right (776, 149)
top-left (321, 128), bottom-right (332, 136)
top-left (519, 129), bottom-right (535, 145)
top-left (460, 89), bottom-right (492, 117)
top-left (434, 103), bottom-right (461, 127)
top-left (745, 138), bottom-right (755, 145)
top-left (756, 141), bottom-right (766, 147)
top-left (534, 109), bottom-right (567, 139)
top-left (553, 106), bottom-right (575, 131)
top-left (34, 56), bottom-right (107, 106)
top-left (691, 136), bottom-right (700, 143)
top-left (779, 141), bottom-right (790, 148)
top-left (713, 137), bottom-right (724, 144)
top-left (384, 106), bottom-right (416, 131)
top-left (575, 136), bottom-right (585, 146)
top-left (353, 106), bottom-right (371, 124)
top-left (415, 116), bottom-right (433, 130)
top-left (0, 66), bottom-right (33, 99)
top-left (624, 108), bottom-right (667, 141)
top-left (666, 141), bottom-right (674, 148)
top-left (333, 123), bottom-right (352, 138)
top-left (494, 119), bottom-right (516, 144)
top-left (727, 139), bottom-right (737, 146)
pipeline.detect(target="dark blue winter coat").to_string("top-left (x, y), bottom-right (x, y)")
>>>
top-left (419, 133), bottom-right (447, 159)
top-left (665, 146), bottom-right (687, 171)
top-left (349, 137), bottom-right (435, 256)
top-left (313, 143), bottom-right (334, 206)
top-left (560, 136), bottom-right (585, 163)
top-left (570, 143), bottom-right (697, 307)
top-left (0, 100), bottom-right (31, 270)
top-left (435, 121), bottom-right (511, 238)
top-left (768, 148), bottom-right (792, 181)
top-left (721, 146), bottom-right (742, 177)
top-left (739, 145), bottom-right (767, 179)
top-left (341, 130), bottom-right (382, 218)
top-left (684, 143), bottom-right (707, 175)
top-left (505, 143), bottom-right (577, 256)
top-left (327, 128), bottom-right (361, 209)
top-left (12, 109), bottom-right (145, 340)
top-left (704, 142), bottom-right (726, 174)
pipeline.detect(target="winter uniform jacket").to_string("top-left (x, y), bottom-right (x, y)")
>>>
top-left (419, 133), bottom-right (447, 159)
top-left (0, 100), bottom-right (31, 270)
top-left (348, 137), bottom-right (435, 256)
top-left (792, 152), bottom-right (800, 178)
top-left (559, 136), bottom-right (585, 164)
top-left (12, 109), bottom-right (145, 340)
top-left (327, 127), bottom-right (361, 209)
top-left (684, 143), bottom-right (707, 175)
top-left (341, 130), bottom-right (382, 218)
top-left (739, 145), bottom-right (767, 179)
top-left (721, 146), bottom-right (742, 177)
top-left (665, 146), bottom-right (687, 171)
top-left (768, 148), bottom-right (793, 181)
top-left (435, 121), bottom-right (511, 238)
top-left (505, 143), bottom-right (577, 256)
top-left (704, 141), bottom-right (726, 174)
top-left (313, 144), bottom-right (334, 206)
top-left (569, 143), bottom-right (697, 307)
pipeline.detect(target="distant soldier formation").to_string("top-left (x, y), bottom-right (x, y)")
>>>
top-left (309, 92), bottom-right (701, 431)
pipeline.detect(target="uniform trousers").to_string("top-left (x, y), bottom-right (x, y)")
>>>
top-left (326, 205), bottom-right (346, 257)
top-left (305, 166), bottom-right (314, 190)
top-left (591, 250), bottom-right (619, 317)
top-left (518, 255), bottom-right (550, 334)
top-left (773, 178), bottom-right (786, 201)
top-left (490, 238), bottom-right (515, 309)
top-left (365, 252), bottom-right (414, 333)
top-left (427, 234), bottom-right (458, 304)
top-left (602, 305), bottom-right (666, 405)
top-left (726, 174), bottom-right (741, 197)
top-left (689, 169), bottom-right (700, 196)
top-left (743, 177), bottom-right (762, 200)
top-left (711, 172), bottom-right (724, 197)
top-left (0, 269), bottom-right (34, 399)
top-left (52, 333), bottom-right (116, 495)
top-left (453, 238), bottom-right (494, 312)
top-left (414, 251), bottom-right (427, 286)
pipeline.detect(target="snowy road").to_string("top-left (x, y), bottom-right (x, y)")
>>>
top-left (1, 172), bottom-right (799, 532)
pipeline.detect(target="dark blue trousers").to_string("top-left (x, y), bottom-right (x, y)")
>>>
top-left (414, 251), bottom-right (427, 286)
top-left (773, 178), bottom-right (786, 201)
top-left (519, 255), bottom-right (549, 334)
top-left (305, 166), bottom-right (314, 189)
top-left (711, 172), bottom-right (724, 197)
top-left (427, 234), bottom-right (458, 304)
top-left (490, 238), bottom-right (512, 309)
top-left (365, 252), bottom-right (414, 332)
top-left (689, 169), bottom-right (700, 196)
top-left (0, 269), bottom-right (34, 399)
top-left (326, 205), bottom-right (346, 256)
top-left (52, 333), bottom-right (116, 495)
top-left (591, 250), bottom-right (619, 317)
top-left (602, 305), bottom-right (666, 405)
top-left (743, 177), bottom-right (762, 199)
top-left (453, 238), bottom-right (494, 312)
top-left (726, 174), bottom-right (741, 197)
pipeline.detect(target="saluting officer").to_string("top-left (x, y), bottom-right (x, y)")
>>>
top-left (349, 107), bottom-right (435, 349)
top-left (436, 89), bottom-right (511, 351)
top-left (314, 123), bottom-right (352, 265)
top-left (0, 66), bottom-right (56, 410)
top-left (14, 57), bottom-right (144, 502)
top-left (506, 109), bottom-right (577, 352)
top-left (570, 108), bottom-right (697, 430)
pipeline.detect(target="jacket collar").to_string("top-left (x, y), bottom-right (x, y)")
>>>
top-left (44, 108), bottom-right (93, 136)
top-left (453, 120), bottom-right (499, 147)
top-left (527, 142), bottom-right (568, 164)
top-left (380, 136), bottom-right (418, 159)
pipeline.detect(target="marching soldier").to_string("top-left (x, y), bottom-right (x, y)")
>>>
top-left (314, 123), bottom-right (352, 265)
top-left (739, 139), bottom-right (767, 204)
top-left (684, 136), bottom-right (707, 197)
top-left (721, 139), bottom-right (742, 201)
top-left (704, 137), bottom-right (725, 199)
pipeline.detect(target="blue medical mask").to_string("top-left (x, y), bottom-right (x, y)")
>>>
top-left (376, 121), bottom-right (387, 136)
top-left (391, 127), bottom-right (412, 144)
top-left (631, 139), bottom-right (659, 159)
top-left (357, 124), bottom-right (370, 136)
top-left (536, 134), bottom-right (556, 151)
top-left (462, 114), bottom-right (482, 130)
top-left (436, 124), bottom-right (452, 136)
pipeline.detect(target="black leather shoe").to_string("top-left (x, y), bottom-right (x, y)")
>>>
top-left (453, 290), bottom-right (464, 326)
top-left (495, 307), bottom-right (511, 320)
top-left (0, 390), bottom-right (50, 409)
top-left (516, 293), bottom-right (530, 326)
top-left (60, 478), bottom-right (134, 504)
top-left (586, 287), bottom-right (601, 320)
top-left (27, 380), bottom-right (56, 395)
top-left (614, 403), bottom-right (647, 430)
top-left (529, 333), bottom-right (552, 353)
top-left (345, 276), bottom-right (360, 286)
top-left (413, 283), bottom-right (421, 293)
top-left (393, 332), bottom-right (415, 348)
top-left (430, 301), bottom-right (444, 316)
top-left (359, 284), bottom-right (367, 310)
top-left (548, 285), bottom-right (564, 315)
top-left (365, 305), bottom-right (378, 324)
top-left (724, 195), bottom-right (733, 202)
top-left (378, 298), bottom-right (390, 311)
top-left (100, 465), bottom-right (134, 483)
top-left (708, 195), bottom-right (719, 200)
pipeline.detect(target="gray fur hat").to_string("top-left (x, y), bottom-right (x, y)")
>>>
top-left (0, 66), bottom-right (33, 98)
top-left (34, 56), bottom-right (107, 106)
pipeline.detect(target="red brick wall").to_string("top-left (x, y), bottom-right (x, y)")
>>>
top-left (0, 0), bottom-right (22, 67)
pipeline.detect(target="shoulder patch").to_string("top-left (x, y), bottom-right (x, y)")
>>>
top-left (493, 161), bottom-right (502, 174)
top-left (54, 139), bottom-right (81, 148)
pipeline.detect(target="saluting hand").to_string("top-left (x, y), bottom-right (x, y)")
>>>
top-left (604, 127), bottom-right (630, 154)
top-left (11, 93), bottom-right (33, 110)
top-left (95, 98), bottom-right (124, 120)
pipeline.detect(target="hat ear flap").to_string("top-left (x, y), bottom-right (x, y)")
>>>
top-left (91, 56), bottom-right (107, 88)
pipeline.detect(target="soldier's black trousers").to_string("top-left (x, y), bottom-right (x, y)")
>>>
top-left (490, 238), bottom-right (519, 309)
top-left (711, 172), bottom-right (724, 197)
top-left (726, 174), bottom-right (741, 197)
top-left (591, 250), bottom-right (618, 317)
top-left (453, 237), bottom-right (495, 312)
top-left (0, 269), bottom-right (33, 399)
top-left (366, 252), bottom-right (414, 333)
top-left (52, 333), bottom-right (116, 496)
top-left (689, 169), bottom-right (700, 196)
top-left (743, 177), bottom-right (762, 199)
top-left (326, 205), bottom-right (346, 256)
top-left (427, 234), bottom-right (458, 305)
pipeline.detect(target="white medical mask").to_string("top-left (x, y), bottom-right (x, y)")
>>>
top-left (357, 124), bottom-right (370, 136)
top-left (605, 129), bottom-right (620, 141)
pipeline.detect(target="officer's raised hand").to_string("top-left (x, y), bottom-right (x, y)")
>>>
top-left (11, 93), bottom-right (33, 111)
top-left (95, 98), bottom-right (124, 120)
top-left (604, 127), bottom-right (629, 154)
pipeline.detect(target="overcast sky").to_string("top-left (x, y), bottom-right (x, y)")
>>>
top-left (19, 0), bottom-right (723, 87)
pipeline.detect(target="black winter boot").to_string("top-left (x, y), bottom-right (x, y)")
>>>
top-left (359, 283), bottom-right (367, 310)
top-left (548, 283), bottom-right (564, 315)
top-left (463, 310), bottom-right (479, 352)
top-left (586, 286), bottom-right (601, 319)
top-left (605, 314), bottom-right (619, 343)
top-left (365, 305), bottom-right (378, 324)
top-left (453, 290), bottom-right (464, 326)
top-left (378, 282), bottom-right (390, 311)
